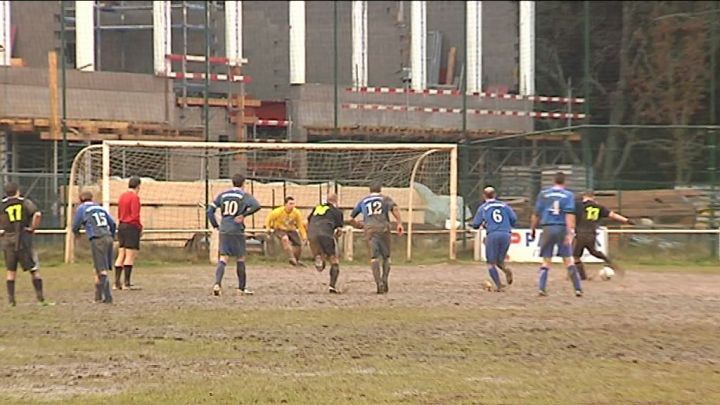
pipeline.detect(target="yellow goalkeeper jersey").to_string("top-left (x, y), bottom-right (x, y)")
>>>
top-left (265, 206), bottom-right (307, 239)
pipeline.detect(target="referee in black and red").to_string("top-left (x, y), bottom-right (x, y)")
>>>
top-left (114, 176), bottom-right (143, 290)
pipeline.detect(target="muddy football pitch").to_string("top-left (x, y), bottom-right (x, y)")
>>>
top-left (0, 262), bottom-right (719, 404)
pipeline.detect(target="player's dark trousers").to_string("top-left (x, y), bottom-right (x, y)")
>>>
top-left (574, 233), bottom-right (612, 280)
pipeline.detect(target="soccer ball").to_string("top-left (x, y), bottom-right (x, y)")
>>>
top-left (599, 266), bottom-right (615, 281)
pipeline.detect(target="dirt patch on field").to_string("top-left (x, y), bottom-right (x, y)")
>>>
top-left (1, 263), bottom-right (719, 402)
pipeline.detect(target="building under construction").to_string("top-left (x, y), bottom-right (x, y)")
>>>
top-left (0, 1), bottom-right (586, 227)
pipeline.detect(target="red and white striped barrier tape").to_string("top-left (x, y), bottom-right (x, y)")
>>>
top-left (166, 54), bottom-right (248, 65)
top-left (163, 71), bottom-right (249, 83)
top-left (254, 120), bottom-right (290, 127)
top-left (342, 103), bottom-right (586, 120)
top-left (346, 87), bottom-right (584, 104)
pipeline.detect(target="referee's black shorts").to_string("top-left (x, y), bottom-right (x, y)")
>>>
top-left (118, 223), bottom-right (141, 250)
top-left (310, 234), bottom-right (337, 257)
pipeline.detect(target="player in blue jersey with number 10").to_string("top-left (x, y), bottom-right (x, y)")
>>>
top-left (530, 172), bottom-right (583, 297)
top-left (471, 186), bottom-right (517, 292)
top-left (207, 173), bottom-right (261, 297)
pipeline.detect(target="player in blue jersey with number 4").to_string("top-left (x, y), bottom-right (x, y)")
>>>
top-left (530, 172), bottom-right (582, 297)
top-left (207, 173), bottom-right (261, 297)
top-left (471, 187), bottom-right (517, 292)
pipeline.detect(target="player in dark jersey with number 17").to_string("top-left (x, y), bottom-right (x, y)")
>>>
top-left (207, 173), bottom-right (261, 297)
top-left (574, 190), bottom-right (634, 280)
top-left (1, 182), bottom-right (51, 306)
top-left (350, 181), bottom-right (404, 294)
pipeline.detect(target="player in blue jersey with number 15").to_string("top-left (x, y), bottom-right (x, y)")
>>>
top-left (471, 186), bottom-right (517, 292)
top-left (207, 173), bottom-right (261, 297)
top-left (530, 172), bottom-right (583, 297)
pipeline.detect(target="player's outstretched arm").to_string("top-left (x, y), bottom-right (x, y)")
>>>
top-left (391, 206), bottom-right (404, 236)
top-left (609, 211), bottom-right (634, 225)
top-left (71, 206), bottom-right (84, 235)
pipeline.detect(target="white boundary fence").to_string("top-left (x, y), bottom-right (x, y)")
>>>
top-left (472, 228), bottom-right (720, 262)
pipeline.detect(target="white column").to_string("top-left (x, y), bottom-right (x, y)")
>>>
top-left (289, 0), bottom-right (306, 84)
top-left (75, 1), bottom-right (95, 71)
top-left (466, 1), bottom-right (482, 94)
top-left (153, 1), bottom-right (172, 75)
top-left (0, 1), bottom-right (10, 66)
top-left (519, 0), bottom-right (535, 95)
top-left (351, 0), bottom-right (368, 88)
top-left (225, 1), bottom-right (243, 65)
top-left (410, 1), bottom-right (427, 91)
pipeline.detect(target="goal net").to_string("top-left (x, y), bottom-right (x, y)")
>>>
top-left (65, 141), bottom-right (459, 263)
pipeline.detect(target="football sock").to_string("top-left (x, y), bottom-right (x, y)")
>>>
top-left (538, 267), bottom-right (549, 291)
top-left (104, 276), bottom-right (113, 302)
top-left (568, 265), bottom-right (582, 291)
top-left (329, 264), bottom-right (339, 288)
top-left (94, 280), bottom-right (102, 302)
top-left (488, 266), bottom-right (502, 289)
top-left (114, 266), bottom-right (123, 286)
top-left (214, 260), bottom-right (227, 286)
top-left (99, 274), bottom-right (112, 302)
top-left (236, 261), bottom-right (246, 290)
top-left (371, 260), bottom-right (381, 287)
top-left (6, 280), bottom-right (15, 304)
top-left (32, 277), bottom-right (44, 302)
top-left (575, 261), bottom-right (587, 280)
top-left (123, 265), bottom-right (133, 286)
top-left (381, 259), bottom-right (391, 285)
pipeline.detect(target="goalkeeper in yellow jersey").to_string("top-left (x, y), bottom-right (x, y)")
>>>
top-left (265, 196), bottom-right (308, 266)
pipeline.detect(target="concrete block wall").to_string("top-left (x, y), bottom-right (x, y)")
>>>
top-left (9, 1), bottom-right (520, 102)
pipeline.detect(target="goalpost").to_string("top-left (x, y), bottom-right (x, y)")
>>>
top-left (65, 140), bottom-right (458, 263)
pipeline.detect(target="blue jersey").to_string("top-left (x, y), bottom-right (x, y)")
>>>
top-left (472, 199), bottom-right (517, 233)
top-left (350, 194), bottom-right (397, 234)
top-left (72, 202), bottom-right (117, 239)
top-left (207, 188), bottom-right (261, 234)
top-left (534, 186), bottom-right (575, 226)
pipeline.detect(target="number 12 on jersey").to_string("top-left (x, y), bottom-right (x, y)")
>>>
top-left (364, 200), bottom-right (382, 216)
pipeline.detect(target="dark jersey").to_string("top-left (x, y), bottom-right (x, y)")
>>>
top-left (576, 199), bottom-right (610, 234)
top-left (308, 203), bottom-right (344, 238)
top-left (351, 193), bottom-right (397, 235)
top-left (0, 196), bottom-right (38, 247)
top-left (207, 187), bottom-right (261, 234)
top-left (72, 202), bottom-right (117, 239)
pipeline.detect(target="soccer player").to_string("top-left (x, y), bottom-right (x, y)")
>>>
top-left (208, 173), bottom-right (261, 296)
top-left (114, 176), bottom-right (142, 290)
top-left (471, 186), bottom-right (517, 291)
top-left (72, 190), bottom-right (117, 304)
top-left (530, 172), bottom-right (583, 297)
top-left (307, 193), bottom-right (345, 293)
top-left (0, 182), bottom-right (50, 306)
top-left (350, 181), bottom-right (404, 294)
top-left (265, 196), bottom-right (308, 266)
top-left (574, 190), bottom-right (634, 280)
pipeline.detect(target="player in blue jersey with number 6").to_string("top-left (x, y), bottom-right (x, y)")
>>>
top-left (530, 172), bottom-right (582, 297)
top-left (207, 173), bottom-right (261, 297)
top-left (471, 186), bottom-right (517, 292)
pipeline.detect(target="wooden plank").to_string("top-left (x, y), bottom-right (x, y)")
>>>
top-left (445, 47), bottom-right (456, 85)
top-left (48, 51), bottom-right (60, 139)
